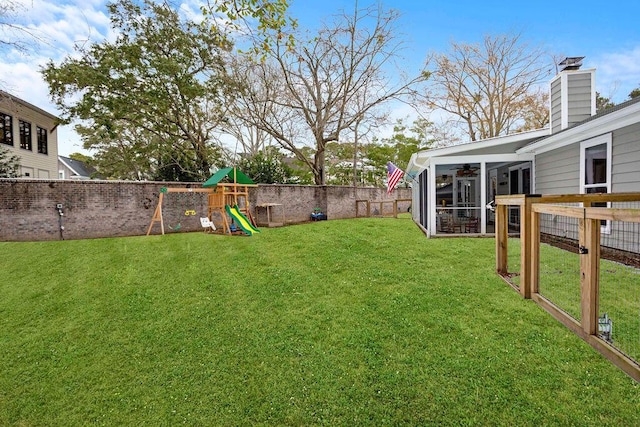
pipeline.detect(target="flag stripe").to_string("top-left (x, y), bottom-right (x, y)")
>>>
top-left (386, 162), bottom-right (404, 194)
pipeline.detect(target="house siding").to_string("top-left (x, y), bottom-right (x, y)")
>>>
top-left (550, 78), bottom-right (562, 133)
top-left (549, 70), bottom-right (594, 133)
top-left (566, 73), bottom-right (593, 127)
top-left (534, 144), bottom-right (580, 194)
top-left (535, 125), bottom-right (640, 252)
top-left (0, 93), bottom-right (59, 178)
top-left (612, 123), bottom-right (640, 192)
top-left (534, 123), bottom-right (640, 195)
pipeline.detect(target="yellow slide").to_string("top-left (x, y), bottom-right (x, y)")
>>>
top-left (225, 205), bottom-right (260, 236)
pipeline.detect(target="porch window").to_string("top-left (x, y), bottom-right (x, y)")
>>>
top-left (1, 112), bottom-right (13, 146)
top-left (435, 163), bottom-right (481, 234)
top-left (580, 134), bottom-right (611, 233)
top-left (508, 164), bottom-right (532, 227)
top-left (37, 126), bottom-right (48, 155)
top-left (19, 120), bottom-right (32, 150)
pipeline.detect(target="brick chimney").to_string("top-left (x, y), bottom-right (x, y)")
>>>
top-left (549, 56), bottom-right (596, 133)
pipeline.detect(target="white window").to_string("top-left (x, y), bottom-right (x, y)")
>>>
top-left (580, 133), bottom-right (611, 233)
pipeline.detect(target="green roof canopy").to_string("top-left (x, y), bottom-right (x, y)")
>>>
top-left (202, 167), bottom-right (254, 187)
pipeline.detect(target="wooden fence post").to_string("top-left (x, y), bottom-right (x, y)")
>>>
top-left (580, 216), bottom-right (601, 336)
top-left (520, 195), bottom-right (540, 299)
top-left (530, 204), bottom-right (541, 296)
top-left (520, 196), bottom-right (531, 298)
top-left (495, 203), bottom-right (508, 276)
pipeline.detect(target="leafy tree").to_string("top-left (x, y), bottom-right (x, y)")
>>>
top-left (596, 92), bottom-right (615, 112)
top-left (75, 123), bottom-right (155, 180)
top-left (593, 87), bottom-right (640, 114)
top-left (382, 118), bottom-right (436, 166)
top-left (230, 4), bottom-right (427, 185)
top-left (41, 0), bottom-right (235, 181)
top-left (236, 146), bottom-right (292, 183)
top-left (69, 152), bottom-right (93, 164)
top-left (283, 146), bottom-right (315, 184)
top-left (0, 145), bottom-right (20, 177)
top-left (321, 117), bottom-right (434, 187)
top-left (203, 0), bottom-right (296, 58)
top-left (425, 33), bottom-right (550, 142)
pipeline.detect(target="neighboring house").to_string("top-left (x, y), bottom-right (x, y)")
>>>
top-left (0, 90), bottom-right (59, 178)
top-left (406, 57), bottom-right (640, 237)
top-left (58, 155), bottom-right (102, 180)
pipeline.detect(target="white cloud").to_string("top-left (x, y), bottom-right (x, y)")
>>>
top-left (592, 46), bottom-right (640, 102)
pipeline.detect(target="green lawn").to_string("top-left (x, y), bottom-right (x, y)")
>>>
top-left (1, 218), bottom-right (638, 425)
top-left (504, 236), bottom-right (640, 363)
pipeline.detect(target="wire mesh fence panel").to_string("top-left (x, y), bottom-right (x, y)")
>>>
top-left (538, 213), bottom-right (582, 322)
top-left (598, 217), bottom-right (640, 365)
top-left (506, 236), bottom-right (521, 289)
top-left (602, 201), bottom-right (640, 256)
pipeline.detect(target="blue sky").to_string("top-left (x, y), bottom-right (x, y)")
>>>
top-left (2, 0), bottom-right (640, 155)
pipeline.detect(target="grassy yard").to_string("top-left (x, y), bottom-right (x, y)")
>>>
top-left (1, 218), bottom-right (638, 425)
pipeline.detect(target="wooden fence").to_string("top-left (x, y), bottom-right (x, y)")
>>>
top-left (355, 198), bottom-right (412, 218)
top-left (495, 193), bottom-right (640, 382)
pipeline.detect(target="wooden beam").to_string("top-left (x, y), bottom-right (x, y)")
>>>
top-left (584, 207), bottom-right (640, 222)
top-left (580, 217), bottom-right (600, 336)
top-left (519, 196), bottom-right (536, 298)
top-left (495, 194), bottom-right (526, 206)
top-left (495, 204), bottom-right (508, 275)
top-left (163, 187), bottom-right (213, 193)
top-left (531, 204), bottom-right (584, 218)
top-left (536, 192), bottom-right (640, 204)
top-left (530, 207), bottom-right (540, 295)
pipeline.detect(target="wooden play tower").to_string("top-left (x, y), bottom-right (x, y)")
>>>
top-left (146, 167), bottom-right (258, 236)
top-left (202, 167), bottom-right (257, 234)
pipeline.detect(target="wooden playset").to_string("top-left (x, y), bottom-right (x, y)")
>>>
top-left (146, 168), bottom-right (260, 236)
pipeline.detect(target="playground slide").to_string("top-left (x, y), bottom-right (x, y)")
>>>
top-left (225, 205), bottom-right (260, 236)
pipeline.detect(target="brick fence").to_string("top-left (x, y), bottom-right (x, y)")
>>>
top-left (0, 179), bottom-right (411, 241)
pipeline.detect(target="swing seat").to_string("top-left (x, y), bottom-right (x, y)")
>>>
top-left (200, 217), bottom-right (216, 232)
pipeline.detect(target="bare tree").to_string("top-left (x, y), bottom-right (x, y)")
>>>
top-left (222, 56), bottom-right (285, 158)
top-left (425, 33), bottom-right (551, 142)
top-left (0, 0), bottom-right (49, 55)
top-left (230, 4), bottom-right (427, 185)
top-left (515, 90), bottom-right (549, 132)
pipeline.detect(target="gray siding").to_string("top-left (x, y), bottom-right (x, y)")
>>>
top-left (566, 73), bottom-right (593, 127)
top-left (534, 144), bottom-right (580, 194)
top-left (549, 70), bottom-right (594, 133)
top-left (612, 123), bottom-right (640, 192)
top-left (535, 125), bottom-right (640, 253)
top-left (550, 79), bottom-right (562, 133)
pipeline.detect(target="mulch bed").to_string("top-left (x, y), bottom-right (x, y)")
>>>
top-left (541, 233), bottom-right (640, 269)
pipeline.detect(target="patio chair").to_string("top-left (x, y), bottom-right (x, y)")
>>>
top-left (440, 214), bottom-right (461, 233)
top-left (465, 217), bottom-right (479, 233)
top-left (200, 217), bottom-right (216, 232)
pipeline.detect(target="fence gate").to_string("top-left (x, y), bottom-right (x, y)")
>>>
top-left (495, 193), bottom-right (640, 382)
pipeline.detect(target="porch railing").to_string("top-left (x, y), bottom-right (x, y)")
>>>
top-left (495, 193), bottom-right (640, 382)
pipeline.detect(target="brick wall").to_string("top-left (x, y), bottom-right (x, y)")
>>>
top-left (0, 179), bottom-right (410, 241)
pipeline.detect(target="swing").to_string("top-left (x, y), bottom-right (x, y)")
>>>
top-left (166, 190), bottom-right (198, 232)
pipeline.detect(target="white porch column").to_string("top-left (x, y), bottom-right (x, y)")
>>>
top-left (480, 161), bottom-right (487, 234)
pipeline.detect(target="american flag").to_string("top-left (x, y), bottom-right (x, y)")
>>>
top-left (386, 161), bottom-right (404, 194)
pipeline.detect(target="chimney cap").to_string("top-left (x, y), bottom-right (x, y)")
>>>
top-left (558, 56), bottom-right (585, 71)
